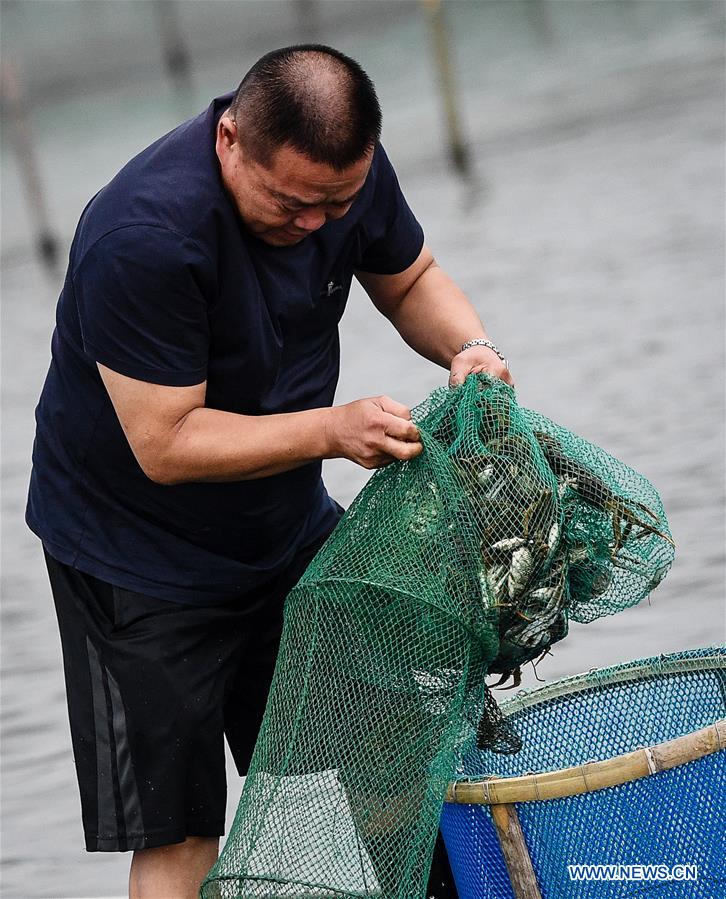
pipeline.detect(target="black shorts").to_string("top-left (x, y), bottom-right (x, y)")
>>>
top-left (44, 530), bottom-right (333, 853)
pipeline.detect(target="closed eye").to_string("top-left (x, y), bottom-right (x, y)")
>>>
top-left (333, 190), bottom-right (362, 209)
top-left (273, 191), bottom-right (361, 213)
top-left (276, 198), bottom-right (304, 213)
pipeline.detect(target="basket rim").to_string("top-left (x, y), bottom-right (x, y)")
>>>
top-left (446, 718), bottom-right (725, 805)
top-left (496, 646), bottom-right (725, 717)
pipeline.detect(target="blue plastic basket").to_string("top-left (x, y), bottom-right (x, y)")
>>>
top-left (441, 647), bottom-right (725, 898)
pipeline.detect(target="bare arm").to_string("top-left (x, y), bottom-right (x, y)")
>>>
top-left (97, 364), bottom-right (421, 486)
top-left (355, 244), bottom-right (513, 387)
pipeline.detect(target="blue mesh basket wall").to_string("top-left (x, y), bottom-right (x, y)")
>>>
top-left (440, 647), bottom-right (726, 898)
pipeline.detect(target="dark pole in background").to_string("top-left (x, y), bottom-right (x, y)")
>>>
top-left (1, 58), bottom-right (60, 273)
top-left (422, 0), bottom-right (472, 180)
top-left (294, 0), bottom-right (322, 43)
top-left (152, 0), bottom-right (193, 100)
top-left (526, 0), bottom-right (553, 46)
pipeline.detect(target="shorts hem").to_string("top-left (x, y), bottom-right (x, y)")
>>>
top-left (86, 823), bottom-right (225, 852)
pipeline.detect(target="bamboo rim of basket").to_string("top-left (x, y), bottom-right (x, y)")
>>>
top-left (445, 718), bottom-right (725, 805)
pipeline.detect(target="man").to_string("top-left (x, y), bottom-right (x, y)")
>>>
top-left (27, 45), bottom-right (511, 898)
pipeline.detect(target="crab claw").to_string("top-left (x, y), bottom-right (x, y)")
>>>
top-left (489, 667), bottom-right (522, 690)
top-left (488, 671), bottom-right (512, 688)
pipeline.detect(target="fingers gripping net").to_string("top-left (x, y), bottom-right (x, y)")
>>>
top-left (201, 375), bottom-right (674, 899)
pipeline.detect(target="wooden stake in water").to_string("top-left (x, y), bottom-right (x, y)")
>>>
top-left (422, 0), bottom-right (471, 178)
top-left (1, 58), bottom-right (59, 271)
top-left (294, 0), bottom-right (322, 43)
top-left (152, 1), bottom-right (192, 89)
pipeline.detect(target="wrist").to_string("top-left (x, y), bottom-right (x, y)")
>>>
top-left (447, 334), bottom-right (485, 366)
top-left (319, 406), bottom-right (341, 460)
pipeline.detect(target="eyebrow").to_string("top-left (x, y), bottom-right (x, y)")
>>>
top-left (273, 189), bottom-right (362, 209)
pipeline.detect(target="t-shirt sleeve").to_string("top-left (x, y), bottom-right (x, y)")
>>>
top-left (355, 145), bottom-right (425, 275)
top-left (73, 225), bottom-right (211, 386)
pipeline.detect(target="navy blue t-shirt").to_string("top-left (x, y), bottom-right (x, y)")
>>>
top-left (26, 92), bottom-right (424, 603)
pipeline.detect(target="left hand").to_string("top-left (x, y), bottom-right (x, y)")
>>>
top-left (449, 345), bottom-right (514, 388)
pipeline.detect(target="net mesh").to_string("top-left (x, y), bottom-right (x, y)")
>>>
top-left (201, 374), bottom-right (675, 899)
top-left (442, 646), bottom-right (726, 898)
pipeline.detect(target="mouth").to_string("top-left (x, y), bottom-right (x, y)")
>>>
top-left (281, 227), bottom-right (311, 239)
top-left (252, 223), bottom-right (316, 246)
top-left (262, 227), bottom-right (312, 245)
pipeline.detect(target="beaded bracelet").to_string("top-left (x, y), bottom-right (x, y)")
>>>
top-left (460, 338), bottom-right (508, 368)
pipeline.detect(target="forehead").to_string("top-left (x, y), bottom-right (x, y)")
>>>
top-left (255, 144), bottom-right (372, 203)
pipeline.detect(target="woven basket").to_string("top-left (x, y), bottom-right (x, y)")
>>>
top-left (441, 647), bottom-right (726, 899)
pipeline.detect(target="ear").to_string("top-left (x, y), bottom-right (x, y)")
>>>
top-left (216, 113), bottom-right (239, 155)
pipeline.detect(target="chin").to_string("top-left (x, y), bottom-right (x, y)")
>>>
top-left (261, 231), bottom-right (307, 247)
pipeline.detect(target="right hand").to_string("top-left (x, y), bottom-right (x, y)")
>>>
top-left (327, 395), bottom-right (423, 469)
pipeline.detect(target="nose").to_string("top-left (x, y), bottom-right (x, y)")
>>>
top-left (292, 208), bottom-right (327, 232)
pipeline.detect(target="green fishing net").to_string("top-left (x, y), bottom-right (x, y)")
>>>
top-left (201, 374), bottom-right (675, 899)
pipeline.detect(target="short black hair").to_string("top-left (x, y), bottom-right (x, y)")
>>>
top-left (229, 44), bottom-right (382, 171)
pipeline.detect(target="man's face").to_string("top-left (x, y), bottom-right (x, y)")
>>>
top-left (216, 114), bottom-right (372, 247)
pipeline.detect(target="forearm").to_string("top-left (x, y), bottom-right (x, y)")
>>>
top-left (385, 262), bottom-right (490, 368)
top-left (148, 405), bottom-right (335, 484)
top-left (131, 395), bottom-right (420, 485)
top-left (357, 245), bottom-right (512, 388)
